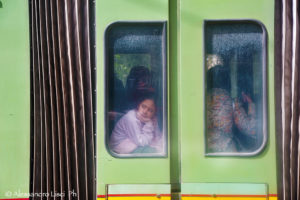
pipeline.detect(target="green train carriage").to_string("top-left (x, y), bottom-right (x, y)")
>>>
top-left (0, 0), bottom-right (298, 199)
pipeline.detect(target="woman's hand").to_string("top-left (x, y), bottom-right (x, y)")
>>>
top-left (136, 111), bottom-right (151, 122)
top-left (241, 92), bottom-right (255, 116)
top-left (142, 121), bottom-right (155, 134)
top-left (242, 92), bottom-right (253, 104)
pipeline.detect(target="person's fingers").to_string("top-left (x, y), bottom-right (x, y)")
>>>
top-left (242, 92), bottom-right (253, 103)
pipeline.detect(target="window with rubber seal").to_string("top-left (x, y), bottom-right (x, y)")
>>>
top-left (105, 22), bottom-right (167, 157)
top-left (204, 20), bottom-right (267, 156)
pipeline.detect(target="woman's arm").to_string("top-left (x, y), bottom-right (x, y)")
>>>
top-left (233, 94), bottom-right (256, 136)
top-left (123, 111), bottom-right (154, 146)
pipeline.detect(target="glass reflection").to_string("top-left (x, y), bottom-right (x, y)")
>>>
top-left (105, 22), bottom-right (167, 156)
top-left (205, 22), bottom-right (265, 154)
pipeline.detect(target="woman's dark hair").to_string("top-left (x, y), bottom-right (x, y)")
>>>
top-left (136, 92), bottom-right (156, 109)
top-left (206, 65), bottom-right (231, 92)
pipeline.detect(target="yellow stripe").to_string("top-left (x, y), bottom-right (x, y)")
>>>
top-left (182, 197), bottom-right (269, 200)
top-left (269, 197), bottom-right (278, 200)
top-left (180, 197), bottom-right (278, 200)
top-left (97, 197), bottom-right (171, 200)
top-left (97, 196), bottom-right (277, 200)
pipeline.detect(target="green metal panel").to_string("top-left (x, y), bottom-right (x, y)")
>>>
top-left (179, 0), bottom-right (277, 194)
top-left (182, 183), bottom-right (267, 195)
top-left (108, 184), bottom-right (170, 195)
top-left (0, 0), bottom-right (30, 199)
top-left (96, 0), bottom-right (170, 195)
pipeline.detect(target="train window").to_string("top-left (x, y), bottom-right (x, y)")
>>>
top-left (105, 22), bottom-right (167, 157)
top-left (204, 21), bottom-right (267, 156)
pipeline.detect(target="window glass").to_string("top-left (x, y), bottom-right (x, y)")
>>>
top-left (205, 21), bottom-right (267, 155)
top-left (105, 22), bottom-right (167, 157)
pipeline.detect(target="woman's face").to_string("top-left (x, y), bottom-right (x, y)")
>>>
top-left (137, 99), bottom-right (156, 122)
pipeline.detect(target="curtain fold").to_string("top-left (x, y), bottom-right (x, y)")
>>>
top-left (30, 0), bottom-right (95, 199)
top-left (275, 0), bottom-right (300, 199)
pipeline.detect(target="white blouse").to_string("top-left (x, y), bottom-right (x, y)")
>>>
top-left (109, 110), bottom-right (164, 154)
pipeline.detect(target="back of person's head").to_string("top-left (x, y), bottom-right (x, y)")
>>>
top-left (125, 66), bottom-right (153, 110)
top-left (207, 65), bottom-right (230, 92)
top-left (206, 54), bottom-right (230, 91)
top-left (126, 66), bottom-right (150, 90)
